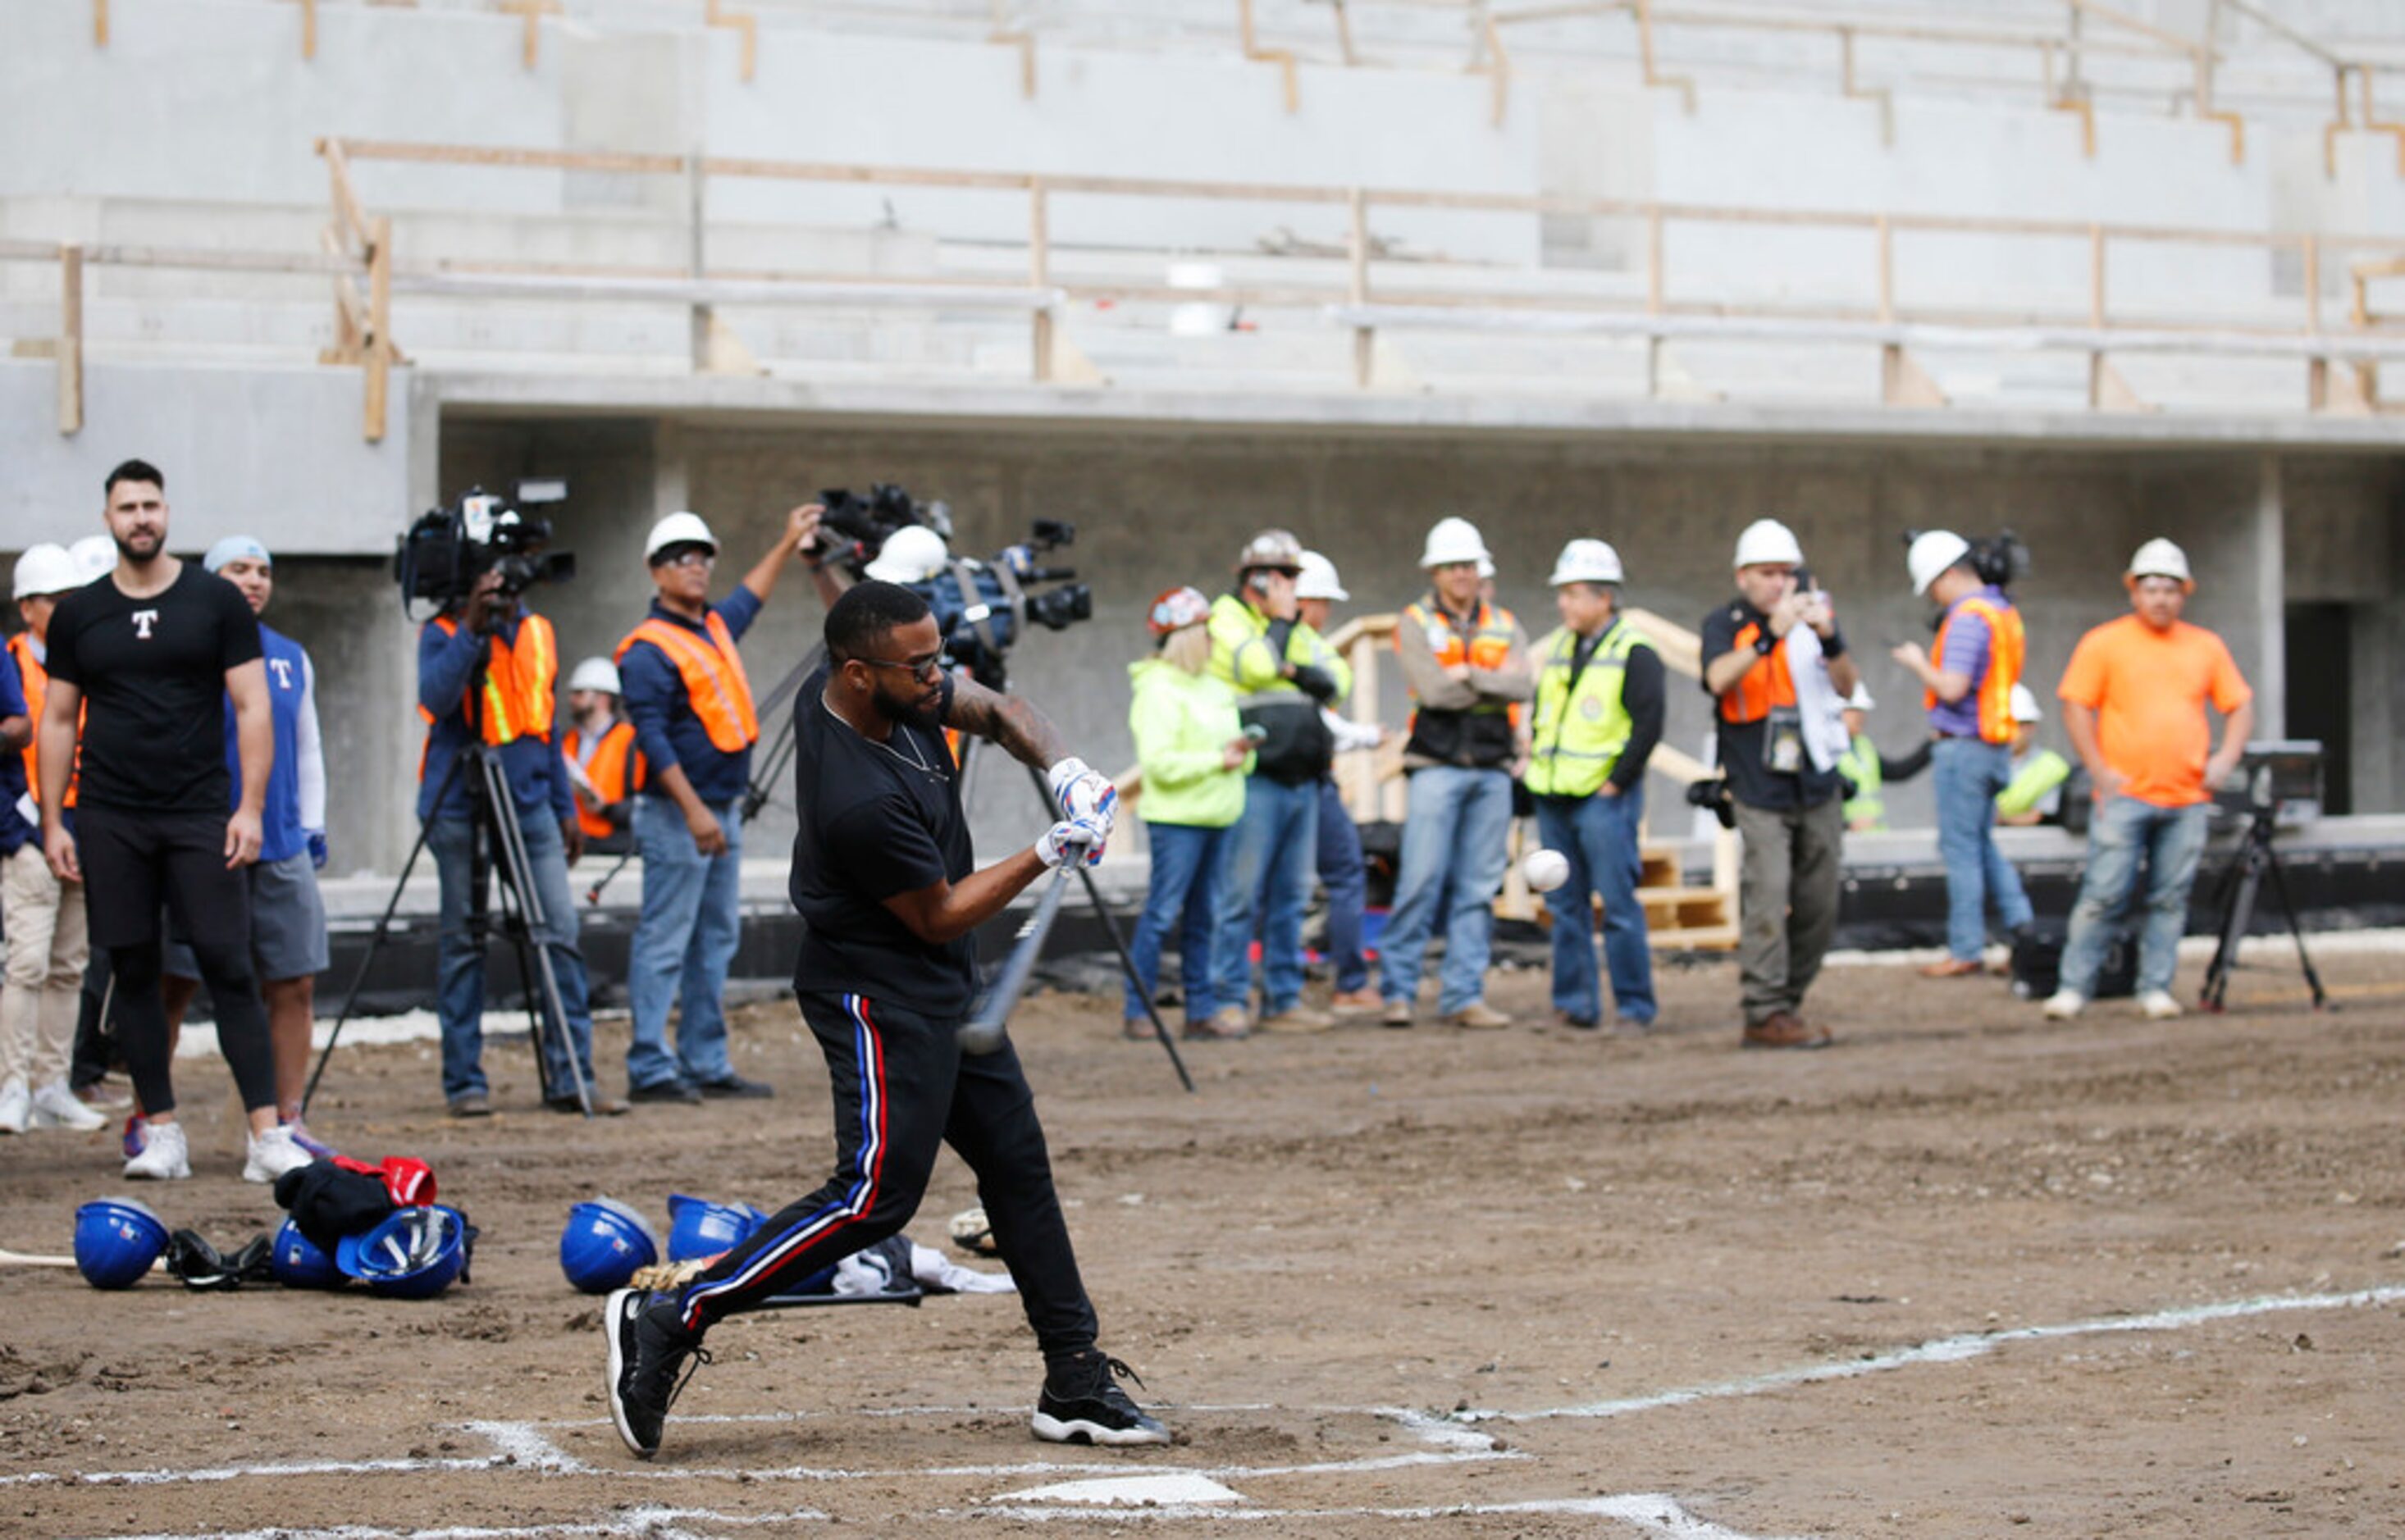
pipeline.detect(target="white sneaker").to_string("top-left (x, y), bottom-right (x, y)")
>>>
top-left (30, 1081), bottom-right (107, 1132)
top-left (0, 1080), bottom-right (28, 1135)
top-left (2041, 989), bottom-right (2086, 1021)
top-left (2138, 989), bottom-right (2183, 1020)
top-left (244, 1123), bottom-right (313, 1183)
top-left (125, 1119), bottom-right (191, 1180)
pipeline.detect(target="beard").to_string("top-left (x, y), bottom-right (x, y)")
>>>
top-left (872, 676), bottom-right (946, 734)
top-left (113, 528), bottom-right (164, 563)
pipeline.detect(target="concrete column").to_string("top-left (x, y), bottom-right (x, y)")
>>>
top-left (2252, 453), bottom-right (2284, 740)
top-left (652, 417), bottom-right (688, 519)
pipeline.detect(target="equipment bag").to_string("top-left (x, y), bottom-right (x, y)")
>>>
top-left (2010, 923), bottom-right (2138, 1001)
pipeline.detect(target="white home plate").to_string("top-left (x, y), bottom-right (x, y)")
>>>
top-left (997, 1473), bottom-right (1245, 1506)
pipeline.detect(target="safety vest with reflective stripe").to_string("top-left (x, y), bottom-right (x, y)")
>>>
top-left (615, 612), bottom-right (760, 754)
top-left (1927, 594), bottom-right (2025, 745)
top-left (1718, 620), bottom-right (1798, 725)
top-left (1526, 620), bottom-right (1651, 798)
top-left (1400, 597), bottom-right (1521, 769)
top-left (563, 719), bottom-right (646, 840)
top-left (7, 632), bottom-right (77, 809)
top-left (418, 613), bottom-right (559, 751)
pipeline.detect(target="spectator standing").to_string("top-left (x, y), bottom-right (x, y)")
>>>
top-left (562, 657), bottom-right (645, 856)
top-left (1996, 685), bottom-right (2072, 826)
top-left (2043, 540), bottom-right (2252, 1022)
top-left (1377, 517), bottom-right (1533, 1030)
top-left (1524, 540), bottom-right (1662, 1031)
top-left (1293, 551), bottom-right (1380, 1016)
top-left (1837, 684), bottom-right (1884, 832)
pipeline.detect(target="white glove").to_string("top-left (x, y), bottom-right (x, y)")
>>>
top-left (1046, 757), bottom-right (1119, 837)
top-left (1038, 817), bottom-right (1107, 870)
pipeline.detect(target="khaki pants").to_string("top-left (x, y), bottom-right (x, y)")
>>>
top-left (2, 843), bottom-right (89, 1089)
top-left (1732, 796), bottom-right (1844, 1027)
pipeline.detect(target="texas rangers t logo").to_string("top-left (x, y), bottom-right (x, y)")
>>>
top-left (268, 657), bottom-right (294, 689)
top-left (132, 608), bottom-right (160, 639)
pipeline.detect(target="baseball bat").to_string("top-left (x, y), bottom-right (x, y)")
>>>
top-left (958, 851), bottom-right (1084, 1056)
top-left (0, 1247), bottom-right (166, 1273)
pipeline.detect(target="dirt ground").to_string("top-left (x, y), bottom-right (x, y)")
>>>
top-left (4, 940), bottom-right (2404, 1539)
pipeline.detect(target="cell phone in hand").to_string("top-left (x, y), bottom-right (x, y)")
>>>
top-left (1242, 725), bottom-right (1269, 744)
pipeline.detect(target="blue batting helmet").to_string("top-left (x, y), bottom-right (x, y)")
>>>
top-left (559, 1198), bottom-right (660, 1293)
top-left (269, 1217), bottom-right (346, 1289)
top-left (336, 1205), bottom-right (468, 1300)
top-left (74, 1198), bottom-right (169, 1290)
top-left (666, 1193), bottom-right (764, 1263)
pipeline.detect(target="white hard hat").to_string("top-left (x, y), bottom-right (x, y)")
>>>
top-left (2009, 682), bottom-right (2042, 723)
top-left (1476, 555), bottom-right (1495, 580)
top-left (68, 535), bottom-right (116, 581)
top-left (1420, 516), bottom-right (1492, 569)
top-left (567, 657), bottom-right (622, 695)
top-left (1233, 528), bottom-right (1305, 575)
top-left (1907, 530), bottom-right (1972, 595)
top-left (2126, 537), bottom-right (2193, 587)
top-left (12, 544), bottom-right (80, 600)
top-left (1846, 681), bottom-right (1874, 713)
top-left (863, 524), bottom-right (952, 584)
top-left (1294, 550), bottom-right (1349, 603)
top-left (643, 511), bottom-right (719, 564)
top-left (1547, 539), bottom-right (1625, 587)
top-left (1732, 518), bottom-right (1805, 569)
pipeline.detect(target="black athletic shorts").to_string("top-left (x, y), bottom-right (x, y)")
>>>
top-left (75, 807), bottom-right (253, 954)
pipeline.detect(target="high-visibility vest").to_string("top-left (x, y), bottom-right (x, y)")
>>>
top-left (418, 613), bottom-right (559, 750)
top-left (1839, 733), bottom-right (1884, 828)
top-left (1400, 597), bottom-right (1520, 768)
top-left (1718, 619), bottom-right (1798, 725)
top-left (563, 718), bottom-right (646, 840)
top-left (616, 611), bottom-right (760, 754)
top-left (1526, 620), bottom-right (1652, 798)
top-left (7, 632), bottom-right (77, 809)
top-left (1927, 594), bottom-right (2025, 745)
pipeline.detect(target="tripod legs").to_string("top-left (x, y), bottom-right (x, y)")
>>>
top-left (475, 750), bottom-right (596, 1115)
top-left (2198, 814), bottom-right (2324, 1014)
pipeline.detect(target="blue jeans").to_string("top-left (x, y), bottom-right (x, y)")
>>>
top-left (1933, 737), bottom-right (2034, 962)
top-left (1126, 821), bottom-right (1232, 1023)
top-left (626, 795), bottom-right (743, 1091)
top-left (428, 811), bottom-right (596, 1104)
top-left (2060, 795), bottom-right (2209, 997)
top-left (1535, 787), bottom-right (1657, 1026)
top-left (1212, 778), bottom-right (1318, 1014)
top-left (1378, 766), bottom-right (1515, 1014)
top-left (1315, 777), bottom-right (1370, 995)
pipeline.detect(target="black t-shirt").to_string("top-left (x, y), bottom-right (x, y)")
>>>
top-left (789, 667), bottom-right (979, 1016)
top-left (1699, 597), bottom-right (1841, 813)
top-left (46, 565), bottom-right (262, 814)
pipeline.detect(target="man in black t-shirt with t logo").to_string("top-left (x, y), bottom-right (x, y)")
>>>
top-left (36, 459), bottom-right (311, 1185)
top-left (605, 581), bottom-right (1170, 1460)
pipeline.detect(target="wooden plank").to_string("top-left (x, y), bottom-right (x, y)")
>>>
top-left (364, 216), bottom-right (391, 444)
top-left (1029, 180), bottom-right (1052, 383)
top-left (1618, 606), bottom-right (1700, 678)
top-left (58, 244), bottom-right (84, 436)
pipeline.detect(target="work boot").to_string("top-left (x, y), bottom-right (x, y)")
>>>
top-left (1329, 988), bottom-right (1382, 1016)
top-left (1032, 1351), bottom-right (1172, 1447)
top-left (1183, 1007), bottom-right (1251, 1041)
top-left (1740, 1011), bottom-right (1831, 1050)
top-left (1919, 957), bottom-right (1983, 979)
top-left (1443, 1002), bottom-right (1513, 1031)
top-left (1380, 998), bottom-right (1414, 1029)
top-left (605, 1288), bottom-right (711, 1460)
top-left (1255, 1005), bottom-right (1335, 1034)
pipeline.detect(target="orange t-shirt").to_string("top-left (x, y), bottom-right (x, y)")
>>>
top-left (2056, 614), bottom-right (2250, 808)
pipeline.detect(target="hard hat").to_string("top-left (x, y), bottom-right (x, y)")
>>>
top-left (1732, 518), bottom-right (1805, 569)
top-left (1294, 551), bottom-right (1349, 602)
top-left (1547, 539), bottom-right (1626, 587)
top-left (11, 543), bottom-right (80, 600)
top-left (1234, 529), bottom-right (1304, 575)
top-left (1846, 682), bottom-right (1875, 713)
top-left (643, 511), bottom-right (719, 564)
top-left (268, 1217), bottom-right (346, 1290)
top-left (2126, 537), bottom-right (2193, 587)
top-left (567, 657), bottom-right (623, 696)
top-left (1146, 585), bottom-right (1211, 636)
top-left (68, 535), bottom-right (116, 581)
top-left (559, 1198), bottom-right (660, 1295)
top-left (74, 1197), bottom-right (168, 1290)
top-left (335, 1205), bottom-right (469, 1301)
top-left (862, 524), bottom-right (951, 584)
top-left (1419, 517), bottom-right (1492, 569)
top-left (666, 1193), bottom-right (766, 1263)
top-left (202, 535), bottom-right (271, 575)
top-left (1476, 555), bottom-right (1495, 580)
top-left (2009, 682), bottom-right (2043, 723)
top-left (1906, 530), bottom-right (1972, 595)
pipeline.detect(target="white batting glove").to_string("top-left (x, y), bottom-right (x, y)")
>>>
top-left (1047, 757), bottom-right (1118, 827)
top-left (1037, 817), bottom-right (1107, 870)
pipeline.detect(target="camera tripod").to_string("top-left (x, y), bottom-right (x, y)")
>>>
top-left (2197, 805), bottom-right (2327, 1014)
top-left (303, 651), bottom-right (596, 1116)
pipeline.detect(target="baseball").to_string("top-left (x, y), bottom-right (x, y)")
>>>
top-left (1521, 847), bottom-right (1571, 893)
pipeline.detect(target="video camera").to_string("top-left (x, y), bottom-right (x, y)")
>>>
top-left (917, 520), bottom-right (1093, 689)
top-left (812, 484), bottom-right (953, 580)
top-left (395, 489), bottom-right (574, 624)
top-left (1902, 527), bottom-right (2029, 592)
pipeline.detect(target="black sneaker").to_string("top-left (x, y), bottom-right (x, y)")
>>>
top-left (628, 1081), bottom-right (703, 1105)
top-left (1032, 1352), bottom-right (1172, 1447)
top-left (696, 1074), bottom-right (774, 1100)
top-left (604, 1288), bottom-right (710, 1459)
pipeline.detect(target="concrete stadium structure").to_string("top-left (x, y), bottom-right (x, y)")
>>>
top-left (5, 0), bottom-right (2402, 882)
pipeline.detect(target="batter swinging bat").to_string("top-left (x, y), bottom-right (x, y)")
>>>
top-left (958, 846), bottom-right (1085, 1056)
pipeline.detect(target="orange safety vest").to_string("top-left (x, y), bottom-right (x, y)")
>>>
top-left (614, 611), bottom-right (760, 754)
top-left (7, 632), bottom-right (78, 809)
top-left (562, 719), bottom-right (646, 840)
top-left (1718, 620), bottom-right (1803, 725)
top-left (417, 613), bottom-right (560, 776)
top-left (1399, 597), bottom-right (1521, 767)
top-left (1927, 595), bottom-right (2025, 745)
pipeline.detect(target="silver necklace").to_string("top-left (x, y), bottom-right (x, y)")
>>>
top-left (825, 695), bottom-right (947, 781)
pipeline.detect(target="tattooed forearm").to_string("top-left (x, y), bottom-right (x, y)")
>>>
top-left (946, 675), bottom-right (1070, 770)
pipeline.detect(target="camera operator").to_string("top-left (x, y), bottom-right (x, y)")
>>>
top-left (612, 503), bottom-right (826, 1106)
top-left (1700, 519), bottom-right (1857, 1050)
top-left (1890, 531), bottom-right (2035, 978)
top-left (418, 564), bottom-right (623, 1118)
